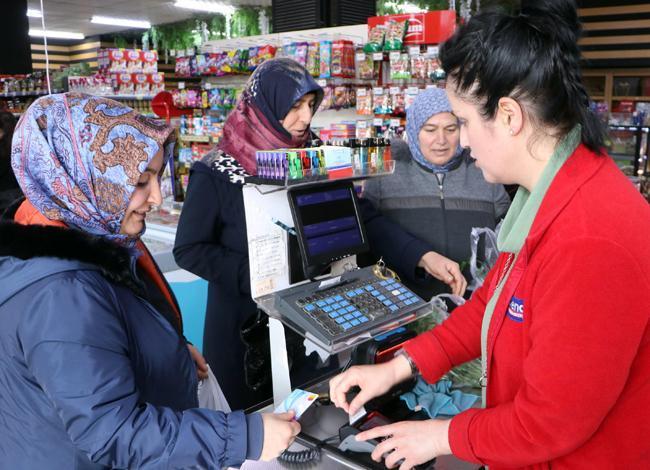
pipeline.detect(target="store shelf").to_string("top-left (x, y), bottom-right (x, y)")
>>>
top-left (608, 125), bottom-right (650, 131)
top-left (179, 134), bottom-right (213, 143)
top-left (0, 90), bottom-right (62, 98)
top-left (612, 96), bottom-right (650, 101)
top-left (246, 159), bottom-right (396, 194)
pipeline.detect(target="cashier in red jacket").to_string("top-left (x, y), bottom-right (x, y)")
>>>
top-left (329, 1), bottom-right (650, 469)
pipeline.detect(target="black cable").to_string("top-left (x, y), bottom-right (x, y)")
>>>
top-left (278, 447), bottom-right (321, 467)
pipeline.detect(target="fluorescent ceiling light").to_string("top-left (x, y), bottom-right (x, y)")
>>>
top-left (91, 16), bottom-right (151, 29)
top-left (27, 8), bottom-right (43, 18)
top-left (174, 0), bottom-right (236, 15)
top-left (29, 29), bottom-right (85, 40)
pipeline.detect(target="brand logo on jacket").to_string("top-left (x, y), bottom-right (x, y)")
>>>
top-left (507, 296), bottom-right (524, 323)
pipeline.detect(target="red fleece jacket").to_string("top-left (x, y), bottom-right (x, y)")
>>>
top-left (405, 145), bottom-right (650, 469)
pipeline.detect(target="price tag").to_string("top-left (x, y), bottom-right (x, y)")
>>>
top-left (389, 51), bottom-right (401, 61)
top-left (355, 52), bottom-right (366, 62)
top-left (373, 118), bottom-right (384, 126)
top-left (407, 86), bottom-right (420, 94)
top-left (373, 87), bottom-right (384, 95)
top-left (389, 86), bottom-right (400, 95)
top-left (357, 88), bottom-right (367, 97)
top-left (186, 47), bottom-right (195, 56)
top-left (372, 52), bottom-right (383, 61)
top-left (357, 120), bottom-right (368, 129)
top-left (317, 79), bottom-right (327, 87)
top-left (204, 82), bottom-right (212, 90)
top-left (170, 49), bottom-right (176, 57)
top-left (178, 82), bottom-right (185, 90)
top-left (408, 46), bottom-right (421, 56)
top-left (426, 45), bottom-right (439, 56)
top-left (390, 119), bottom-right (401, 127)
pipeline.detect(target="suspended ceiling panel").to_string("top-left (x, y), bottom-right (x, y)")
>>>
top-left (28, 0), bottom-right (271, 37)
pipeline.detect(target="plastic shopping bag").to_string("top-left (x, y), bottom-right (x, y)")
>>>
top-left (468, 221), bottom-right (502, 292)
top-left (198, 365), bottom-right (231, 412)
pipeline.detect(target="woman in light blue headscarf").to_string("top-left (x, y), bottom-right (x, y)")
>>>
top-left (363, 88), bottom-right (511, 299)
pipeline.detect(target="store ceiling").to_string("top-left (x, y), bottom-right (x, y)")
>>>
top-left (28, 0), bottom-right (271, 37)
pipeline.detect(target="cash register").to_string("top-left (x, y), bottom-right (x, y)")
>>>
top-left (273, 180), bottom-right (429, 348)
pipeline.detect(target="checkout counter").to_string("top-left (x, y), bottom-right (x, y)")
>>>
top-left (237, 169), bottom-right (481, 470)
top-left (140, 154), bottom-right (480, 469)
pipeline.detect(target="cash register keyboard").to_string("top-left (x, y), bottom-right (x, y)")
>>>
top-left (274, 267), bottom-right (427, 346)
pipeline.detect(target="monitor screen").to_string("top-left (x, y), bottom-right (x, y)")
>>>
top-left (288, 182), bottom-right (369, 271)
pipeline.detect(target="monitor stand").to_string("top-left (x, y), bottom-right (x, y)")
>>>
top-left (268, 255), bottom-right (357, 409)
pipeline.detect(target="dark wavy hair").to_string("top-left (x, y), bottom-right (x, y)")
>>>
top-left (439, 0), bottom-right (605, 154)
top-left (0, 111), bottom-right (16, 161)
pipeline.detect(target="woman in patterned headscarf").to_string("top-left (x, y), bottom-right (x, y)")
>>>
top-left (173, 58), bottom-right (329, 411)
top-left (0, 93), bottom-right (298, 469)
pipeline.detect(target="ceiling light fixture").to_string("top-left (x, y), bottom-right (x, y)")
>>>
top-left (174, 0), bottom-right (236, 15)
top-left (27, 8), bottom-right (43, 18)
top-left (91, 16), bottom-right (151, 29)
top-left (29, 29), bottom-right (85, 40)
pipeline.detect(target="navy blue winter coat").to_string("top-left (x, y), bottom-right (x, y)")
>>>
top-left (0, 204), bottom-right (262, 469)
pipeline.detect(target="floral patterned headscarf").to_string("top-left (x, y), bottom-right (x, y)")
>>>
top-left (11, 93), bottom-right (175, 245)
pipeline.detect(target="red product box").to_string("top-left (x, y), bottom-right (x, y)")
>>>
top-left (132, 73), bottom-right (149, 94)
top-left (141, 50), bottom-right (158, 74)
top-left (148, 72), bottom-right (165, 94)
top-left (367, 11), bottom-right (456, 45)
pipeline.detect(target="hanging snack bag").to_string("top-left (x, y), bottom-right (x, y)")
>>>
top-left (356, 87), bottom-right (373, 115)
top-left (306, 42), bottom-right (320, 77)
top-left (294, 42), bottom-right (309, 67)
top-left (319, 40), bottom-right (332, 78)
top-left (356, 52), bottom-right (376, 80)
top-left (390, 53), bottom-right (411, 81)
top-left (318, 85), bottom-right (334, 112)
top-left (411, 55), bottom-right (428, 80)
top-left (364, 25), bottom-right (386, 53)
top-left (384, 19), bottom-right (409, 51)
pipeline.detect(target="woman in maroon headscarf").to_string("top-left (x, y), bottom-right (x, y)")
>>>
top-left (174, 58), bottom-right (325, 410)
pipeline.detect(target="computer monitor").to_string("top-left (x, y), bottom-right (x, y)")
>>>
top-left (288, 181), bottom-right (369, 278)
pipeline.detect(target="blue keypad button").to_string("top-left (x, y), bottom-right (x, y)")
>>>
top-left (334, 295), bottom-right (344, 302)
top-left (404, 299), bottom-right (412, 306)
top-left (398, 294), bottom-right (407, 301)
top-left (362, 285), bottom-right (371, 291)
top-left (344, 313), bottom-right (355, 321)
top-left (326, 298), bottom-right (335, 304)
top-left (342, 322), bottom-right (352, 330)
top-left (355, 288), bottom-right (364, 295)
top-left (336, 317), bottom-right (346, 324)
top-left (350, 319), bottom-right (360, 326)
top-left (340, 300), bottom-right (350, 306)
top-left (304, 304), bottom-right (315, 312)
top-left (359, 316), bottom-right (369, 323)
top-left (329, 312), bottom-right (339, 319)
top-left (389, 305), bottom-right (399, 312)
top-left (371, 290), bottom-right (380, 296)
top-left (377, 295), bottom-right (386, 301)
top-left (346, 305), bottom-right (355, 312)
top-left (316, 300), bottom-right (327, 307)
top-left (353, 311), bottom-right (362, 318)
top-left (382, 300), bottom-right (392, 306)
top-left (346, 290), bottom-right (356, 297)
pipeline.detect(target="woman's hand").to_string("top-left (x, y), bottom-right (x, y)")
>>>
top-left (357, 419), bottom-right (452, 469)
top-left (187, 344), bottom-right (209, 381)
top-left (329, 356), bottom-right (413, 416)
top-left (259, 411), bottom-right (301, 461)
top-left (418, 251), bottom-right (467, 297)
